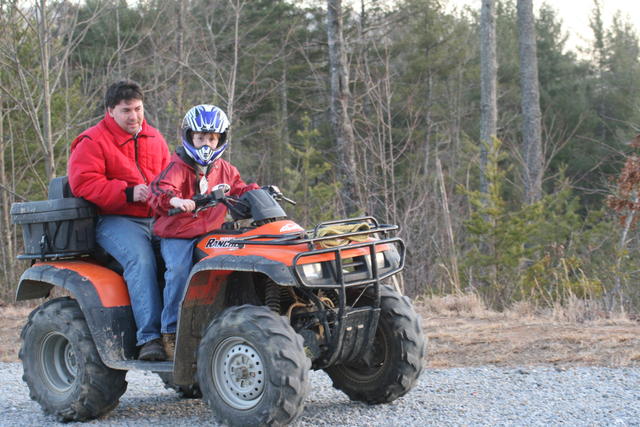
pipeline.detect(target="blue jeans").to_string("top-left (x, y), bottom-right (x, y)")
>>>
top-left (96, 216), bottom-right (161, 346)
top-left (160, 237), bottom-right (196, 334)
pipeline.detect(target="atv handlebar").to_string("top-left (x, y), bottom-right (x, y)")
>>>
top-left (167, 185), bottom-right (295, 217)
top-left (167, 187), bottom-right (227, 217)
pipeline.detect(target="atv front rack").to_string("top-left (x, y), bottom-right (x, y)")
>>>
top-left (226, 216), bottom-right (397, 248)
top-left (224, 216), bottom-right (405, 289)
top-left (291, 237), bottom-right (405, 288)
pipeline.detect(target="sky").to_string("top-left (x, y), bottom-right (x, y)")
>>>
top-left (447, 0), bottom-right (640, 52)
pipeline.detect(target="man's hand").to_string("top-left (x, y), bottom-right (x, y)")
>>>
top-left (133, 184), bottom-right (150, 202)
top-left (170, 197), bottom-right (196, 212)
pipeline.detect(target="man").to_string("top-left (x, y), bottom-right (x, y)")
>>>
top-left (68, 80), bottom-right (171, 360)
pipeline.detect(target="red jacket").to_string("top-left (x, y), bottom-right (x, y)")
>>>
top-left (150, 148), bottom-right (259, 238)
top-left (68, 113), bottom-right (170, 217)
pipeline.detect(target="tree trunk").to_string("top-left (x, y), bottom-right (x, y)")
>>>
top-left (480, 0), bottom-right (497, 194)
top-left (0, 91), bottom-right (16, 299)
top-left (38, 0), bottom-right (55, 180)
top-left (278, 64), bottom-right (289, 185)
top-left (517, 0), bottom-right (543, 204)
top-left (589, 0), bottom-right (607, 142)
top-left (226, 0), bottom-right (243, 163)
top-left (176, 0), bottom-right (186, 129)
top-left (436, 157), bottom-right (461, 294)
top-left (327, 0), bottom-right (360, 216)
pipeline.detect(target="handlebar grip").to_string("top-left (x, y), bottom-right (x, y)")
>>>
top-left (168, 207), bottom-right (183, 216)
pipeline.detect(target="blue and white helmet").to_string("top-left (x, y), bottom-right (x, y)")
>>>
top-left (181, 104), bottom-right (230, 166)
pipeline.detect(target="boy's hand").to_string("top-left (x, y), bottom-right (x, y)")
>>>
top-left (170, 197), bottom-right (196, 212)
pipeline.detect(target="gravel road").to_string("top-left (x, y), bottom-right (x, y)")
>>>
top-left (1, 362), bottom-right (638, 426)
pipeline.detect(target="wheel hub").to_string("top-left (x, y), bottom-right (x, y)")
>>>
top-left (213, 338), bottom-right (265, 409)
top-left (40, 332), bottom-right (77, 393)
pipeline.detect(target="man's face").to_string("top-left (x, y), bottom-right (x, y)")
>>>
top-left (108, 98), bottom-right (144, 135)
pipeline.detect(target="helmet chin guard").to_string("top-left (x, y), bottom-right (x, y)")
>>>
top-left (182, 140), bottom-right (228, 166)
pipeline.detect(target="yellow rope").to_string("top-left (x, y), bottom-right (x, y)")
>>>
top-left (315, 223), bottom-right (370, 248)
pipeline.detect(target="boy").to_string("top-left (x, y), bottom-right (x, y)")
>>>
top-left (149, 104), bottom-right (259, 359)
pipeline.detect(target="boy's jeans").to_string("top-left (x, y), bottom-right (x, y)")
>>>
top-left (160, 237), bottom-right (197, 333)
top-left (96, 215), bottom-right (161, 346)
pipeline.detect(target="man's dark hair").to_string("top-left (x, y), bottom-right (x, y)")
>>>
top-left (104, 80), bottom-right (144, 109)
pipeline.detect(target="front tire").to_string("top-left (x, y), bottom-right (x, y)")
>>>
top-left (19, 297), bottom-right (127, 421)
top-left (157, 372), bottom-right (202, 398)
top-left (324, 285), bottom-right (425, 404)
top-left (197, 305), bottom-right (310, 427)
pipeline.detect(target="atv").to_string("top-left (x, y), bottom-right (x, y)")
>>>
top-left (10, 177), bottom-right (426, 426)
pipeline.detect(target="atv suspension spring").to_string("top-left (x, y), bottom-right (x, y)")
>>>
top-left (264, 280), bottom-right (281, 313)
top-left (281, 286), bottom-right (294, 307)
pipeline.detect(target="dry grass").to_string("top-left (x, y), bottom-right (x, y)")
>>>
top-left (0, 305), bottom-right (33, 362)
top-left (1, 294), bottom-right (639, 367)
top-left (418, 293), bottom-right (640, 368)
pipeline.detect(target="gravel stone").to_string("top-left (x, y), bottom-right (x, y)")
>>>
top-left (0, 363), bottom-right (638, 426)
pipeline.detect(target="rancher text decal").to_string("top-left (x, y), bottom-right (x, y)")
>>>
top-left (205, 237), bottom-right (244, 250)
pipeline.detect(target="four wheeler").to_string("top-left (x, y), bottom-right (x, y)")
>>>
top-left (11, 177), bottom-right (426, 426)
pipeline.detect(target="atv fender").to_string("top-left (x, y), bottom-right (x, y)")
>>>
top-left (16, 261), bottom-right (137, 367)
top-left (190, 254), bottom-right (297, 288)
top-left (173, 254), bottom-right (296, 385)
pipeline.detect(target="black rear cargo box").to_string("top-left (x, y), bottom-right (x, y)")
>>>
top-left (11, 178), bottom-right (96, 260)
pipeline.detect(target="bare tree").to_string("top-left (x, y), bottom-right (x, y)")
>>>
top-left (327, 0), bottom-right (360, 215)
top-left (480, 0), bottom-right (497, 194)
top-left (0, 1), bottom-right (106, 181)
top-left (517, 0), bottom-right (543, 203)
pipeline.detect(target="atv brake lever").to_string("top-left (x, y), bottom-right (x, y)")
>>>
top-left (262, 185), bottom-right (296, 205)
top-left (192, 200), bottom-right (217, 218)
top-left (281, 195), bottom-right (296, 205)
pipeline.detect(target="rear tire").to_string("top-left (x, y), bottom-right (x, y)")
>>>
top-left (19, 297), bottom-right (127, 421)
top-left (324, 285), bottom-right (425, 404)
top-left (197, 305), bottom-right (310, 426)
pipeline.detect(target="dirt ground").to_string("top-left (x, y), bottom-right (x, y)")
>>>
top-left (1, 297), bottom-right (639, 367)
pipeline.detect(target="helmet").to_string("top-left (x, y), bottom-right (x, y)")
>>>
top-left (181, 104), bottom-right (230, 166)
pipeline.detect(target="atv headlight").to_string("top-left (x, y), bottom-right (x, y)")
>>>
top-left (375, 251), bottom-right (386, 269)
top-left (301, 263), bottom-right (323, 280)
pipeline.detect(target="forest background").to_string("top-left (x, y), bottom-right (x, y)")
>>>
top-left (2, 0), bottom-right (640, 315)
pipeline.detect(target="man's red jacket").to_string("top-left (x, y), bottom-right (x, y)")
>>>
top-left (68, 112), bottom-right (170, 217)
top-left (149, 148), bottom-right (259, 239)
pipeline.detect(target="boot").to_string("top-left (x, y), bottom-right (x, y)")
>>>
top-left (162, 333), bottom-right (176, 361)
top-left (139, 338), bottom-right (166, 361)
